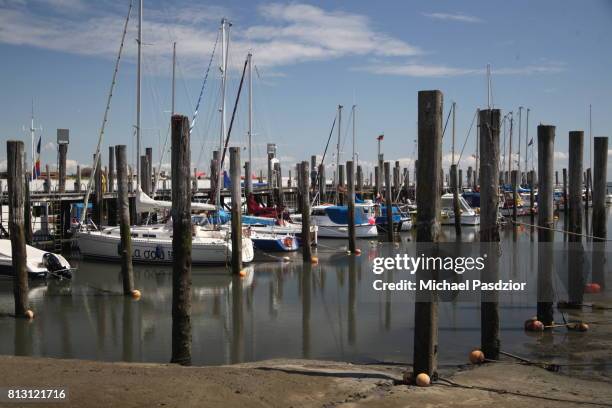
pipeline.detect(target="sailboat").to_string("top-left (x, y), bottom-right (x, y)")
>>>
top-left (76, 11), bottom-right (254, 264)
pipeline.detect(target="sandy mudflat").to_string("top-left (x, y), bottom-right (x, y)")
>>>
top-left (0, 356), bottom-right (611, 408)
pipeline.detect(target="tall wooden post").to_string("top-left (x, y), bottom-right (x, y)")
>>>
top-left (384, 162), bottom-right (393, 242)
top-left (44, 164), bottom-right (51, 193)
top-left (108, 146), bottom-right (115, 193)
top-left (115, 145), bottom-right (134, 294)
top-left (356, 165), bottom-right (363, 193)
top-left (24, 169), bottom-right (32, 246)
top-left (301, 162), bottom-right (312, 262)
top-left (7, 141), bottom-right (29, 317)
top-left (146, 147), bottom-right (153, 193)
top-left (467, 166), bottom-right (473, 188)
top-left (75, 165), bottom-right (81, 192)
top-left (555, 171), bottom-right (559, 187)
top-left (393, 160), bottom-right (400, 197)
top-left (244, 161), bottom-right (252, 198)
top-left (170, 115), bottom-right (192, 366)
top-left (338, 164), bottom-right (345, 205)
top-left (230, 147), bottom-right (243, 274)
top-left (318, 163), bottom-right (326, 203)
top-left (451, 164), bottom-right (461, 236)
top-left (458, 169), bottom-right (463, 189)
top-left (592, 137), bottom-right (608, 286)
top-left (479, 109), bottom-right (501, 360)
top-left (94, 153), bottom-right (103, 226)
top-left (529, 170), bottom-right (535, 224)
top-left (58, 143), bottom-right (67, 193)
top-left (413, 90), bottom-right (442, 378)
top-left (310, 155), bottom-right (317, 188)
top-left (374, 166), bottom-right (380, 197)
top-left (585, 168), bottom-right (592, 231)
top-left (210, 151), bottom-right (219, 202)
top-left (537, 125), bottom-right (555, 325)
top-left (567, 131), bottom-right (584, 306)
top-left (347, 161), bottom-right (356, 253)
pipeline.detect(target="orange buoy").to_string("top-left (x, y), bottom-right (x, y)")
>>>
top-left (524, 318), bottom-right (544, 332)
top-left (469, 349), bottom-right (485, 364)
top-left (311, 256), bottom-right (319, 264)
top-left (584, 283), bottom-right (601, 294)
top-left (24, 310), bottom-right (34, 319)
top-left (131, 289), bottom-right (141, 300)
top-left (239, 269), bottom-right (247, 277)
top-left (415, 373), bottom-right (431, 387)
top-left (354, 249), bottom-right (362, 255)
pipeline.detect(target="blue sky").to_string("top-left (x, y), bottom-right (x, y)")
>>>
top-left (1, 0), bottom-right (611, 178)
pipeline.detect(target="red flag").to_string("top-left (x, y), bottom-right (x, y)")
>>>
top-left (377, 134), bottom-right (384, 141)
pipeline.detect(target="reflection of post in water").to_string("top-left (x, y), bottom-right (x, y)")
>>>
top-left (122, 297), bottom-right (134, 362)
top-left (537, 125), bottom-right (556, 325)
top-left (348, 255), bottom-right (357, 345)
top-left (302, 264), bottom-right (312, 359)
top-left (170, 115), bottom-right (192, 366)
top-left (529, 170), bottom-right (536, 240)
top-left (385, 268), bottom-right (392, 332)
top-left (413, 90), bottom-right (442, 378)
top-left (479, 109), bottom-right (501, 360)
top-left (14, 319), bottom-right (33, 356)
top-left (230, 275), bottom-right (244, 364)
top-left (567, 131), bottom-right (585, 306)
top-left (591, 137), bottom-right (608, 288)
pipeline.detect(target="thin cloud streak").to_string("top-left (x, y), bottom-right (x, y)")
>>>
top-left (422, 12), bottom-right (483, 23)
top-left (356, 62), bottom-right (566, 78)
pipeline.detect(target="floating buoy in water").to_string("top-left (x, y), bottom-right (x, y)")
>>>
top-left (415, 373), bottom-right (431, 387)
top-left (354, 249), bottom-right (362, 255)
top-left (311, 256), bottom-right (319, 264)
top-left (24, 310), bottom-right (34, 320)
top-left (346, 250), bottom-right (352, 255)
top-left (524, 318), bottom-right (544, 332)
top-left (584, 283), bottom-right (601, 294)
top-left (131, 289), bottom-right (141, 300)
top-left (282, 256), bottom-right (291, 262)
top-left (239, 269), bottom-right (247, 277)
top-left (567, 322), bottom-right (589, 332)
top-left (469, 349), bottom-right (485, 364)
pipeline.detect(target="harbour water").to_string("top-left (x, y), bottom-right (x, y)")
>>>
top-left (0, 208), bottom-right (610, 378)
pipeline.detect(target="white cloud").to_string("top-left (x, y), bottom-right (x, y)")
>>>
top-left (357, 61), bottom-right (565, 78)
top-left (554, 151), bottom-right (569, 160)
top-left (422, 12), bottom-right (482, 23)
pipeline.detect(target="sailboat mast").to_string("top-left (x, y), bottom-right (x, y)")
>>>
top-left (508, 111), bottom-right (513, 177)
top-left (336, 104), bottom-right (342, 189)
top-left (136, 0), bottom-right (142, 188)
top-left (248, 52), bottom-right (253, 175)
top-left (171, 42), bottom-right (176, 115)
top-left (452, 102), bottom-right (456, 165)
top-left (218, 18), bottom-right (229, 208)
top-left (517, 106), bottom-right (522, 177)
top-left (352, 104), bottom-right (356, 164)
top-left (30, 99), bottom-right (35, 178)
top-left (525, 108), bottom-right (530, 172)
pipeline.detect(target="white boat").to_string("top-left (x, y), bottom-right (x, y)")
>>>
top-left (606, 194), bottom-right (612, 205)
top-left (290, 204), bottom-right (378, 238)
top-left (0, 240), bottom-right (73, 279)
top-left (76, 223), bottom-right (254, 265)
top-left (440, 193), bottom-right (480, 225)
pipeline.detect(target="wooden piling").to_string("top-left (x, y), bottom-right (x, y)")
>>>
top-left (338, 164), bottom-right (345, 205)
top-left (170, 114), bottom-right (192, 366)
top-left (115, 145), bottom-right (134, 295)
top-left (467, 166), bottom-right (473, 187)
top-left (479, 109), bottom-right (501, 360)
top-left (592, 137), bottom-right (608, 286)
top-left (7, 141), bottom-right (29, 317)
top-left (108, 146), bottom-right (115, 193)
top-left (393, 161), bottom-right (400, 197)
top-left (75, 165), bottom-right (81, 192)
top-left (356, 165), bottom-right (363, 193)
top-left (94, 153), bottom-right (103, 226)
top-left (140, 155), bottom-right (148, 194)
top-left (413, 90), bottom-right (442, 377)
top-left (230, 147), bottom-right (243, 274)
top-left (451, 164), bottom-right (461, 236)
top-left (347, 161), bottom-right (356, 253)
top-left (384, 161), bottom-right (393, 242)
top-left (44, 164), bottom-right (51, 193)
top-left (374, 166), bottom-right (380, 197)
top-left (146, 147), bottom-right (153, 192)
top-left (529, 170), bottom-right (535, 223)
top-left (318, 163), bottom-right (326, 203)
top-left (585, 168), bottom-right (592, 229)
top-left (210, 151), bottom-right (219, 202)
top-left (567, 131), bottom-right (585, 306)
top-left (310, 155), bottom-right (317, 188)
top-left (537, 125), bottom-right (556, 324)
top-left (301, 161), bottom-right (312, 262)
top-left (458, 169), bottom-right (463, 190)
top-left (58, 143), bottom-right (67, 193)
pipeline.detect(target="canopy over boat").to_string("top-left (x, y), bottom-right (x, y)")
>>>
top-left (135, 188), bottom-right (216, 213)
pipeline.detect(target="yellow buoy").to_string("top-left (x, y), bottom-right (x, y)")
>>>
top-left (415, 373), bottom-right (431, 387)
top-left (311, 256), bottom-right (319, 264)
top-left (131, 289), bottom-right (141, 300)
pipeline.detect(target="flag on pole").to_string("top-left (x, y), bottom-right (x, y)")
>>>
top-left (33, 135), bottom-right (41, 179)
top-left (377, 134), bottom-right (384, 141)
top-left (527, 138), bottom-right (533, 146)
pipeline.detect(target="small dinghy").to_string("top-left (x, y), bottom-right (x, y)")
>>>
top-left (0, 240), bottom-right (73, 279)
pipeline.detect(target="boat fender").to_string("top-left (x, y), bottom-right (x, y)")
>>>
top-left (155, 245), bottom-right (164, 259)
top-left (283, 236), bottom-right (293, 249)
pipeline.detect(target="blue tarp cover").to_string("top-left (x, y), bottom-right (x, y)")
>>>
top-left (325, 206), bottom-right (368, 225)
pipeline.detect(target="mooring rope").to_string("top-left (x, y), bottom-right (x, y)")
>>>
top-left (509, 219), bottom-right (611, 241)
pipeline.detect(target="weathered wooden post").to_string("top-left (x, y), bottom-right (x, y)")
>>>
top-left (529, 170), bottom-right (535, 224)
top-left (318, 163), bottom-right (326, 203)
top-left (413, 90), bottom-right (442, 378)
top-left (402, 168), bottom-right (409, 199)
top-left (458, 169), bottom-right (463, 190)
top-left (537, 125), bottom-right (555, 325)
top-left (555, 171), bottom-right (559, 187)
top-left (288, 169), bottom-right (292, 188)
top-left (58, 143), bottom-right (67, 193)
top-left (170, 114), bottom-right (192, 366)
top-left (374, 166), bottom-right (380, 197)
top-left (44, 164), bottom-right (51, 193)
top-left (75, 165), bottom-right (81, 192)
top-left (592, 137), bottom-right (608, 286)
top-left (301, 161), bottom-right (312, 262)
top-left (451, 164), bottom-right (461, 236)
top-left (384, 162), bottom-right (394, 241)
top-left (337, 164), bottom-right (345, 205)
top-left (585, 168), bottom-right (592, 232)
top-left (479, 109), bottom-right (501, 360)
top-left (115, 145), bottom-right (134, 295)
top-left (511, 170), bottom-right (518, 223)
top-left (230, 147), bottom-right (243, 274)
top-left (23, 168), bottom-right (32, 246)
top-left (393, 161), bottom-right (400, 197)
top-left (94, 153), bottom-right (103, 226)
top-left (467, 166), bottom-right (473, 187)
top-left (146, 147), bottom-right (153, 192)
top-left (210, 150), bottom-right (219, 202)
top-left (128, 165), bottom-right (133, 193)
top-left (347, 161), bottom-right (356, 253)
top-left (192, 168), bottom-right (198, 193)
top-left (7, 141), bottom-right (29, 317)
top-left (108, 146), bottom-right (115, 193)
top-left (356, 165), bottom-right (363, 194)
top-left (310, 155), bottom-right (317, 188)
top-left (244, 161), bottom-right (252, 198)
top-left (567, 131), bottom-right (584, 306)
top-left (140, 155), bottom-right (148, 194)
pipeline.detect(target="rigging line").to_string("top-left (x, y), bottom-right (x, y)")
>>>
top-left (340, 107), bottom-right (354, 154)
top-left (456, 109), bottom-right (478, 167)
top-left (190, 29), bottom-right (220, 133)
top-left (218, 57), bottom-right (249, 191)
top-left (80, 0), bottom-right (132, 225)
top-left (441, 104), bottom-right (452, 139)
top-left (310, 114), bottom-right (338, 206)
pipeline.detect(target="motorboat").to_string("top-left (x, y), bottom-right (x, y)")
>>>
top-left (440, 193), bottom-right (480, 225)
top-left (0, 239), bottom-right (73, 279)
top-left (291, 203), bottom-right (378, 238)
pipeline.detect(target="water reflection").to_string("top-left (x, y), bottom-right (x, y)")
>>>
top-left (0, 208), bottom-right (609, 376)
